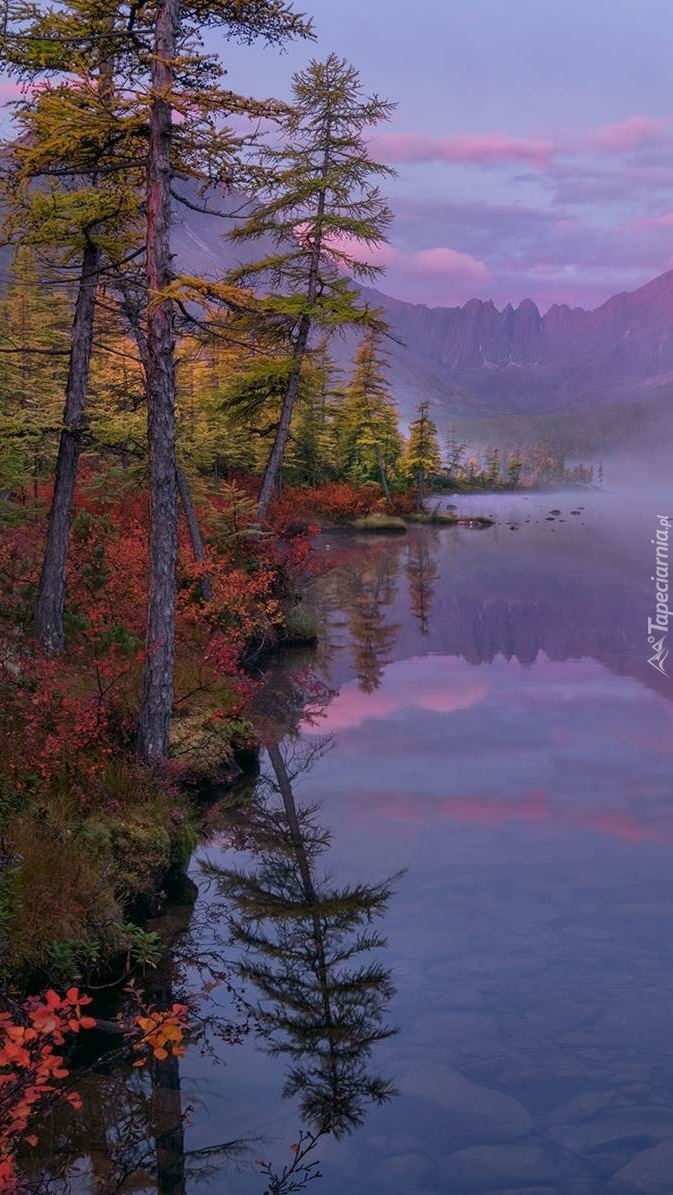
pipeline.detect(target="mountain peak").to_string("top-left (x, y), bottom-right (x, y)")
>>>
top-left (358, 267), bottom-right (673, 421)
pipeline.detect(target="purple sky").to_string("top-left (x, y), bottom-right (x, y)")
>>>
top-left (218, 0), bottom-right (673, 312)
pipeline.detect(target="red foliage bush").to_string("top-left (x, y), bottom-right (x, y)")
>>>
top-left (0, 474), bottom-right (318, 775)
top-left (270, 481), bottom-right (383, 526)
top-left (0, 988), bottom-right (95, 1192)
top-left (0, 988), bottom-right (191, 1191)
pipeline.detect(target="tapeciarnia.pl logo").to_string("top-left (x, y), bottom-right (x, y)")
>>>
top-left (647, 515), bottom-right (672, 677)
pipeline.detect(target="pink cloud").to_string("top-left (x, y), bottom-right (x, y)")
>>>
top-left (415, 246), bottom-right (490, 281)
top-left (304, 657), bottom-right (489, 734)
top-left (348, 787), bottom-right (665, 846)
top-left (321, 231), bottom-right (401, 270)
top-left (586, 116), bottom-right (667, 153)
top-left (0, 78), bottom-right (34, 104)
top-left (321, 232), bottom-right (489, 290)
top-left (375, 118), bottom-right (671, 180)
top-left (631, 211), bottom-right (673, 230)
top-left (554, 218), bottom-right (584, 232)
top-left (376, 131), bottom-right (556, 170)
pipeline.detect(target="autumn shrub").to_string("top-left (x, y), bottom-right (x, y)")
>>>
top-left (385, 487), bottom-right (419, 516)
top-left (0, 988), bottom-right (96, 1192)
top-left (270, 481), bottom-right (383, 526)
top-left (0, 987), bottom-right (191, 1191)
top-left (0, 469), bottom-right (319, 983)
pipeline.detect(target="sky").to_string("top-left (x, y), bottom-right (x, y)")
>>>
top-left (216, 0), bottom-right (673, 312)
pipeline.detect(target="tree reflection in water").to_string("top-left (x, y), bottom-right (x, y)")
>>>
top-left (24, 736), bottom-right (398, 1195)
top-left (405, 530), bottom-right (439, 637)
top-left (205, 735), bottom-right (399, 1142)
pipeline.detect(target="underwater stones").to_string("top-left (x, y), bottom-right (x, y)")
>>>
top-left (605, 1135), bottom-right (673, 1192)
top-left (438, 1143), bottom-right (556, 1191)
top-left (395, 1059), bottom-right (533, 1143)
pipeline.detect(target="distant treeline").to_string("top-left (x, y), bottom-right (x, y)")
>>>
top-left (438, 435), bottom-right (598, 491)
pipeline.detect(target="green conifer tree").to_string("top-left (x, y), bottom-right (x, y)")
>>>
top-left (335, 332), bottom-right (402, 499)
top-left (227, 53), bottom-right (395, 518)
top-left (404, 402), bottom-right (442, 505)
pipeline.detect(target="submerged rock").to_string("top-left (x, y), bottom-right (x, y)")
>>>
top-left (395, 1059), bottom-right (532, 1143)
top-left (487, 1189), bottom-right (558, 1195)
top-left (605, 1136), bottom-right (673, 1191)
top-left (544, 1089), bottom-right (626, 1126)
top-left (438, 1144), bottom-right (555, 1191)
top-left (372, 1150), bottom-right (437, 1187)
top-left (547, 1109), bottom-right (673, 1155)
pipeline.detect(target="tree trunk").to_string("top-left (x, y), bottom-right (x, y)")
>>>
top-left (119, 290), bottom-right (211, 603)
top-left (257, 155), bottom-right (330, 521)
top-left (374, 442), bottom-right (392, 503)
top-left (137, 0), bottom-right (179, 765)
top-left (257, 313), bottom-right (311, 520)
top-left (34, 237), bottom-right (101, 654)
top-left (176, 467), bottom-right (212, 602)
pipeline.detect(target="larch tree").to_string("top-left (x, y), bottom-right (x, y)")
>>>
top-left (0, 9), bottom-right (142, 652)
top-left (485, 447), bottom-right (501, 488)
top-left (23, 87), bottom-right (139, 655)
top-left (0, 246), bottom-right (71, 499)
top-left (507, 450), bottom-right (524, 489)
top-left (285, 349), bottom-right (338, 487)
top-left (135, 0), bottom-right (181, 764)
top-left (134, 0), bottom-right (312, 763)
top-left (1, 0), bottom-right (312, 758)
top-left (404, 401), bottom-right (442, 506)
top-left (335, 331), bottom-right (402, 499)
top-left (226, 53), bottom-right (395, 519)
top-left (445, 425), bottom-right (467, 480)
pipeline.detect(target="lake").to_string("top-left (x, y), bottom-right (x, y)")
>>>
top-left (33, 488), bottom-right (673, 1195)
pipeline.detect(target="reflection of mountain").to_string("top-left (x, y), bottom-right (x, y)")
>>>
top-left (206, 740), bottom-right (398, 1139)
top-left (322, 525), bottom-right (669, 701)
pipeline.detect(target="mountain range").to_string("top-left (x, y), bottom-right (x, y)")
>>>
top-left (176, 197), bottom-right (673, 452)
top-left (357, 270), bottom-right (673, 425)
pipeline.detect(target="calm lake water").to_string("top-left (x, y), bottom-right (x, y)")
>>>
top-left (34, 488), bottom-right (673, 1195)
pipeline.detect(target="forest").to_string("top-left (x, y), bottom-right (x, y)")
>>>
top-left (0, 0), bottom-right (599, 1184)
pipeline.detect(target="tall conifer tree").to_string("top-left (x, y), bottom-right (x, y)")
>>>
top-left (227, 53), bottom-right (395, 518)
top-left (1, 0), bottom-right (311, 759)
top-left (336, 331), bottom-right (401, 499)
top-left (405, 401), bottom-right (442, 505)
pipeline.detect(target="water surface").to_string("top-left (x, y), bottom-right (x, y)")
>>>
top-left (36, 488), bottom-right (673, 1195)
